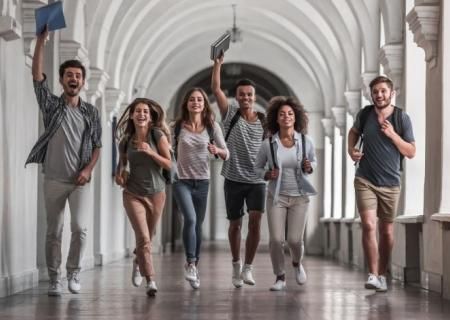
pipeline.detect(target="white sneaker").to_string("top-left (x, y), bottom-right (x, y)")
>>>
top-left (48, 280), bottom-right (62, 296)
top-left (376, 275), bottom-right (388, 292)
top-left (365, 273), bottom-right (381, 289)
top-left (232, 261), bottom-right (243, 288)
top-left (241, 264), bottom-right (255, 285)
top-left (295, 264), bottom-right (307, 285)
top-left (185, 263), bottom-right (198, 282)
top-left (146, 280), bottom-right (158, 296)
top-left (270, 280), bottom-right (286, 291)
top-left (132, 260), bottom-right (143, 287)
top-left (67, 272), bottom-right (81, 294)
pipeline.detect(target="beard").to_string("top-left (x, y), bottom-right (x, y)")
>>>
top-left (64, 84), bottom-right (80, 97)
top-left (373, 98), bottom-right (391, 110)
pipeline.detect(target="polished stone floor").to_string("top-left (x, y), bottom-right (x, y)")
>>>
top-left (1, 244), bottom-right (450, 320)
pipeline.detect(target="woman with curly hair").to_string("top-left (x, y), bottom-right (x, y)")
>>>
top-left (172, 88), bottom-right (229, 289)
top-left (255, 96), bottom-right (317, 291)
top-left (114, 98), bottom-right (172, 296)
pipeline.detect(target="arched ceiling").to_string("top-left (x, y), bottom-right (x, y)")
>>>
top-left (82, 0), bottom-right (401, 117)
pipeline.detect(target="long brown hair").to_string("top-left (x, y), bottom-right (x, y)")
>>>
top-left (115, 97), bottom-right (171, 143)
top-left (265, 96), bottom-right (308, 135)
top-left (174, 88), bottom-right (215, 131)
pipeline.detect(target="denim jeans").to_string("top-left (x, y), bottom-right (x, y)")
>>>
top-left (173, 179), bottom-right (210, 263)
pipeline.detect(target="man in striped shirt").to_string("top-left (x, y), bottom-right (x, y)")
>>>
top-left (25, 29), bottom-right (102, 296)
top-left (212, 55), bottom-right (266, 288)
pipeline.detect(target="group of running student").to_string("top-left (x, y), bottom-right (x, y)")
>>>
top-left (112, 54), bottom-right (318, 296)
top-left (27, 28), bottom-right (415, 298)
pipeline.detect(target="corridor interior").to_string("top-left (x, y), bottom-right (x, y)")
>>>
top-left (1, 245), bottom-right (450, 320)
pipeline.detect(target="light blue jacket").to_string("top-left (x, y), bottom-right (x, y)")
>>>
top-left (255, 131), bottom-right (317, 204)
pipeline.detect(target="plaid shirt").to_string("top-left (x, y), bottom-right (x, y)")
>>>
top-left (25, 75), bottom-right (102, 170)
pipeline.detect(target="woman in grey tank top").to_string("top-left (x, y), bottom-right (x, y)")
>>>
top-left (115, 98), bottom-right (172, 296)
top-left (172, 88), bottom-right (229, 289)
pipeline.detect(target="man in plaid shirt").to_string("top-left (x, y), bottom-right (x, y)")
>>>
top-left (26, 29), bottom-right (102, 296)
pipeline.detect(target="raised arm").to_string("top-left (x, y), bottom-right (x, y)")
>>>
top-left (32, 29), bottom-right (48, 81)
top-left (211, 56), bottom-right (229, 118)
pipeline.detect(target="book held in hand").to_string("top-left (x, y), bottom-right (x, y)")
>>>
top-left (210, 33), bottom-right (231, 60)
top-left (35, 1), bottom-right (66, 35)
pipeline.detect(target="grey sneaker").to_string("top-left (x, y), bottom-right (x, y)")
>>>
top-left (241, 264), bottom-right (255, 285)
top-left (376, 275), bottom-right (388, 292)
top-left (48, 280), bottom-right (62, 296)
top-left (146, 280), bottom-right (158, 296)
top-left (184, 263), bottom-right (197, 282)
top-left (232, 261), bottom-right (243, 288)
top-left (67, 272), bottom-right (81, 294)
top-left (365, 273), bottom-right (381, 289)
top-left (295, 264), bottom-right (307, 285)
top-left (132, 260), bottom-right (143, 287)
top-left (188, 268), bottom-right (200, 290)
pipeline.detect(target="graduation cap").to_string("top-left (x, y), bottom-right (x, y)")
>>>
top-left (35, 1), bottom-right (66, 35)
top-left (210, 33), bottom-right (231, 60)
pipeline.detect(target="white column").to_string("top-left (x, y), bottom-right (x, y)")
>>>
top-left (439, 0), bottom-right (450, 214)
top-left (379, 43), bottom-right (404, 95)
top-left (407, 1), bottom-right (443, 293)
top-left (361, 72), bottom-right (378, 103)
top-left (344, 91), bottom-right (361, 218)
top-left (321, 118), bottom-right (334, 218)
top-left (331, 107), bottom-right (346, 219)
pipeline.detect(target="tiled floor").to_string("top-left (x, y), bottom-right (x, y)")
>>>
top-left (1, 244), bottom-right (450, 319)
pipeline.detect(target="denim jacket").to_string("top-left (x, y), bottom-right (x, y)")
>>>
top-left (255, 131), bottom-right (317, 204)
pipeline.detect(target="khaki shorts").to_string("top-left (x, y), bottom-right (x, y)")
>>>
top-left (354, 176), bottom-right (401, 222)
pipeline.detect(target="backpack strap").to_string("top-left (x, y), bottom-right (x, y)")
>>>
top-left (224, 110), bottom-right (241, 142)
top-left (256, 112), bottom-right (266, 140)
top-left (356, 105), bottom-right (374, 150)
top-left (392, 106), bottom-right (405, 171)
top-left (173, 122), bottom-right (182, 160)
top-left (301, 133), bottom-right (306, 161)
top-left (206, 124), bottom-right (219, 159)
top-left (269, 136), bottom-right (278, 169)
top-left (224, 109), bottom-right (266, 142)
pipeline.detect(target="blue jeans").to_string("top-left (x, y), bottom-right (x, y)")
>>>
top-left (173, 179), bottom-right (210, 263)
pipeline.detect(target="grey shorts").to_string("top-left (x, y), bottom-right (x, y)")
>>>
top-left (224, 179), bottom-right (266, 220)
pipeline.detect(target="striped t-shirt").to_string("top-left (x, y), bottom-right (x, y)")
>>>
top-left (176, 122), bottom-right (228, 180)
top-left (221, 104), bottom-right (265, 184)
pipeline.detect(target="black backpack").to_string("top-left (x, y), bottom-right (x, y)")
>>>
top-left (357, 105), bottom-right (404, 170)
top-left (224, 110), bottom-right (266, 142)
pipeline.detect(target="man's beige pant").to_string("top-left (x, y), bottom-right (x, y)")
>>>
top-left (44, 178), bottom-right (91, 281)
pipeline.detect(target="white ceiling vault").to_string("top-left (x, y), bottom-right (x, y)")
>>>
top-left (76, 0), bottom-right (405, 116)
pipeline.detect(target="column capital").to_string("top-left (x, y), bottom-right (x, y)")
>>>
top-left (361, 72), bottom-right (378, 101)
top-left (0, 16), bottom-right (21, 41)
top-left (321, 118), bottom-right (335, 139)
top-left (105, 88), bottom-right (126, 118)
top-left (86, 68), bottom-right (110, 105)
top-left (406, 4), bottom-right (440, 66)
top-left (379, 43), bottom-right (404, 93)
top-left (344, 91), bottom-right (361, 118)
top-left (331, 106), bottom-right (346, 136)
